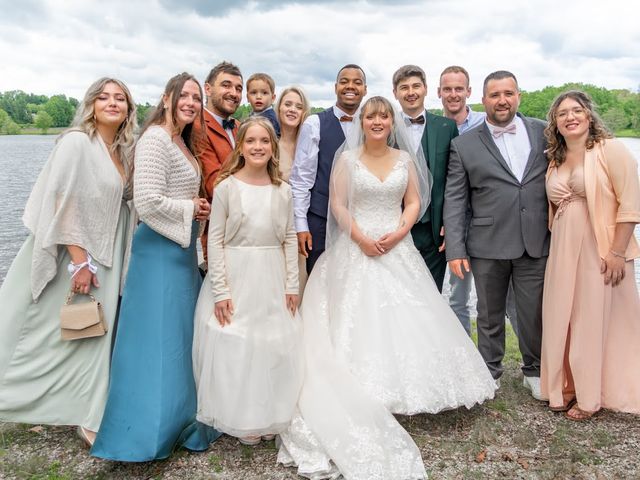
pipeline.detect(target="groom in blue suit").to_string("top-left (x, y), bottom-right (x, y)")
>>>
top-left (290, 64), bottom-right (367, 273)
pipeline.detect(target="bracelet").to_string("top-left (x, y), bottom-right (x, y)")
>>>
top-left (609, 249), bottom-right (626, 259)
top-left (67, 254), bottom-right (98, 278)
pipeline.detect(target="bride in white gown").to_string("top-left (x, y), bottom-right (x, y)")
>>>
top-left (278, 97), bottom-right (496, 479)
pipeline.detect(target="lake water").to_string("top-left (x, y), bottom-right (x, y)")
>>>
top-left (0, 135), bottom-right (639, 295)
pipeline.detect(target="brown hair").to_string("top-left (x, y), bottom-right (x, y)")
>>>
top-left (275, 86), bottom-right (310, 139)
top-left (439, 65), bottom-right (470, 86)
top-left (246, 73), bottom-right (275, 93)
top-left (140, 72), bottom-right (204, 155)
top-left (215, 117), bottom-right (282, 186)
top-left (205, 61), bottom-right (242, 85)
top-left (359, 96), bottom-right (396, 146)
top-left (544, 89), bottom-right (612, 166)
top-left (392, 65), bottom-right (426, 90)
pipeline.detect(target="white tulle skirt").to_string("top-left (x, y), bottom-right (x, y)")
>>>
top-left (278, 233), bottom-right (496, 479)
top-left (193, 246), bottom-right (303, 438)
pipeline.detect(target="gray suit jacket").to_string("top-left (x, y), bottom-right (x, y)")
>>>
top-left (443, 113), bottom-right (550, 260)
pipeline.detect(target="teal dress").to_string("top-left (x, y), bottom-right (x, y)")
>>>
top-left (91, 222), bottom-right (220, 461)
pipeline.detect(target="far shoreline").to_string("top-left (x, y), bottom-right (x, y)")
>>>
top-left (2, 126), bottom-right (640, 139)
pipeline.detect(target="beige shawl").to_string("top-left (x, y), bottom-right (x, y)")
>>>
top-left (22, 131), bottom-right (129, 300)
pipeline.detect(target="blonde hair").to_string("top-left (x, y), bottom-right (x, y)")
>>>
top-left (359, 96), bottom-right (396, 146)
top-left (215, 117), bottom-right (282, 186)
top-left (544, 90), bottom-right (612, 166)
top-left (65, 77), bottom-right (137, 176)
top-left (247, 73), bottom-right (275, 93)
top-left (275, 86), bottom-right (310, 139)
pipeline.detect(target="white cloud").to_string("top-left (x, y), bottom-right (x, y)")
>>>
top-left (0, 0), bottom-right (637, 109)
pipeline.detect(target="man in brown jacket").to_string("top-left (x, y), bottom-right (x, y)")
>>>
top-left (196, 61), bottom-right (243, 262)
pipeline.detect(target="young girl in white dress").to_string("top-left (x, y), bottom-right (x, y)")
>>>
top-left (193, 117), bottom-right (303, 446)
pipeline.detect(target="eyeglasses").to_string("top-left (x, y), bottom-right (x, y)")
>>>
top-left (556, 107), bottom-right (586, 120)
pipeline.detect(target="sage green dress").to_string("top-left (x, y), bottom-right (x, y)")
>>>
top-left (0, 202), bottom-right (129, 431)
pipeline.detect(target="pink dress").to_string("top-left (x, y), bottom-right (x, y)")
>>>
top-left (541, 165), bottom-right (640, 413)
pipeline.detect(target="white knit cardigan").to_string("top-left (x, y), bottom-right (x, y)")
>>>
top-left (133, 126), bottom-right (199, 247)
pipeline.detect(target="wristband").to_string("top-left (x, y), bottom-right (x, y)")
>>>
top-left (68, 254), bottom-right (98, 278)
top-left (609, 249), bottom-right (626, 259)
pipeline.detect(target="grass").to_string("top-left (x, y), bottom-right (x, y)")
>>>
top-left (615, 129), bottom-right (640, 138)
top-left (1, 322), bottom-right (639, 479)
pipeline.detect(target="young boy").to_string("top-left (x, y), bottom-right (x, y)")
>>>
top-left (246, 73), bottom-right (280, 136)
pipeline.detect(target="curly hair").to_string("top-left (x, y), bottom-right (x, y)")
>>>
top-left (65, 77), bottom-right (137, 176)
top-left (544, 90), bottom-right (612, 166)
top-left (215, 116), bottom-right (282, 186)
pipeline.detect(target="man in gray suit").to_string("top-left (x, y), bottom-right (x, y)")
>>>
top-left (443, 70), bottom-right (549, 399)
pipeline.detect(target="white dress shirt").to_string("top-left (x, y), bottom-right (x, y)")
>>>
top-left (400, 110), bottom-right (427, 154)
top-left (485, 115), bottom-right (531, 183)
top-left (290, 105), bottom-right (356, 232)
top-left (206, 107), bottom-right (235, 148)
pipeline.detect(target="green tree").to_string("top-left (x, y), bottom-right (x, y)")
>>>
top-left (43, 95), bottom-right (76, 127)
top-left (601, 106), bottom-right (628, 132)
top-left (0, 90), bottom-right (31, 124)
top-left (34, 110), bottom-right (54, 134)
top-left (233, 104), bottom-right (252, 121)
top-left (4, 119), bottom-right (21, 134)
top-left (136, 102), bottom-right (154, 127)
top-left (0, 108), bottom-right (9, 129)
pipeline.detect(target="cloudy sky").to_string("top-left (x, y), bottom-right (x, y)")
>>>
top-left (1, 0), bottom-right (638, 109)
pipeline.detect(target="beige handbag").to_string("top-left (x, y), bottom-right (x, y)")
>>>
top-left (60, 291), bottom-right (107, 341)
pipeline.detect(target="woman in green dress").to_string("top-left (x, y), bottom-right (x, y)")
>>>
top-left (0, 77), bottom-right (137, 446)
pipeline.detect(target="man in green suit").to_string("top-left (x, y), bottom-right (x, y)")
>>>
top-left (393, 65), bottom-right (458, 291)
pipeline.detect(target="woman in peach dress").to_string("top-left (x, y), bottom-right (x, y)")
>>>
top-left (541, 90), bottom-right (640, 420)
top-left (276, 86), bottom-right (310, 294)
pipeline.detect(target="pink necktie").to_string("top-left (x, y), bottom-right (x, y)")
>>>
top-left (492, 123), bottom-right (516, 138)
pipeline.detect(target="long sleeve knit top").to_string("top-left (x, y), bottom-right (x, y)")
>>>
top-left (133, 125), bottom-right (199, 247)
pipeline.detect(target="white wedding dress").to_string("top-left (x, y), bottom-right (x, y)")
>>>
top-left (277, 151), bottom-right (496, 479)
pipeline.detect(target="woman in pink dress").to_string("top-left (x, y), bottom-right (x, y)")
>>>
top-left (541, 90), bottom-right (640, 420)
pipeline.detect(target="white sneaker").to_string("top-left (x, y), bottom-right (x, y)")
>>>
top-left (522, 376), bottom-right (543, 400)
top-left (494, 378), bottom-right (501, 389)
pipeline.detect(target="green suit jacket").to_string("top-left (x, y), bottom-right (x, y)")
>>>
top-left (412, 111), bottom-right (459, 246)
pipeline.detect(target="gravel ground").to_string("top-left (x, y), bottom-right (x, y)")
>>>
top-left (2, 329), bottom-right (639, 479)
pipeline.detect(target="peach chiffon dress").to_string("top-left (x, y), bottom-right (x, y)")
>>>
top-left (541, 165), bottom-right (640, 414)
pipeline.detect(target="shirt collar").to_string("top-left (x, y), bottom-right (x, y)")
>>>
top-left (332, 105), bottom-right (354, 119)
top-left (401, 109), bottom-right (427, 122)
top-left (205, 107), bottom-right (230, 128)
top-left (485, 115), bottom-right (518, 134)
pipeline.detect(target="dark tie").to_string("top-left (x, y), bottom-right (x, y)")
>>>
top-left (491, 123), bottom-right (516, 138)
top-left (409, 115), bottom-right (425, 125)
top-left (222, 118), bottom-right (236, 130)
top-left (339, 115), bottom-right (354, 122)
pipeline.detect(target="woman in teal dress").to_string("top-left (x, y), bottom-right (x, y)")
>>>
top-left (91, 73), bottom-right (221, 461)
top-left (0, 78), bottom-right (137, 446)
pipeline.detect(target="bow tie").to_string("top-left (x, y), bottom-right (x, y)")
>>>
top-left (408, 115), bottom-right (425, 125)
top-left (222, 118), bottom-right (236, 130)
top-left (339, 115), bottom-right (354, 122)
top-left (491, 123), bottom-right (516, 138)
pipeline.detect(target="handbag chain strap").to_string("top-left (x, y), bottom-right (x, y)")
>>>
top-left (65, 290), bottom-right (97, 305)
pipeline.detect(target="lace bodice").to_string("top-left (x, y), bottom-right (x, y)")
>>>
top-left (350, 152), bottom-right (409, 238)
